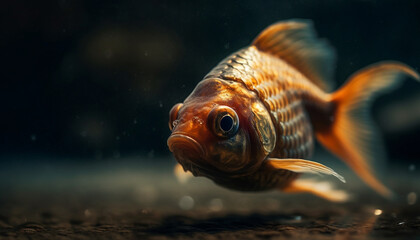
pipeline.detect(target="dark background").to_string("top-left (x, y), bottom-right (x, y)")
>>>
top-left (2, 0), bottom-right (420, 162)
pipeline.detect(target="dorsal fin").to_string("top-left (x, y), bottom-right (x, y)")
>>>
top-left (252, 19), bottom-right (335, 92)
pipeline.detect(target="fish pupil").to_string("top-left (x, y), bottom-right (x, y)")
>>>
top-left (220, 115), bottom-right (234, 132)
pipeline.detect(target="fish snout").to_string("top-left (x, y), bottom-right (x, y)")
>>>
top-left (167, 134), bottom-right (205, 163)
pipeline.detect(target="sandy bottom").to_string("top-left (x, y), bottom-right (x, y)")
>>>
top-left (0, 158), bottom-right (419, 239)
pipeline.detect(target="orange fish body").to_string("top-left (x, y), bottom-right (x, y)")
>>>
top-left (168, 20), bottom-right (419, 201)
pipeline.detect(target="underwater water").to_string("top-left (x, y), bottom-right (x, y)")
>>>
top-left (1, 0), bottom-right (420, 239)
top-left (0, 157), bottom-right (419, 239)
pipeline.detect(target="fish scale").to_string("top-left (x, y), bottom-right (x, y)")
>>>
top-left (206, 46), bottom-right (323, 160)
top-left (169, 20), bottom-right (417, 199)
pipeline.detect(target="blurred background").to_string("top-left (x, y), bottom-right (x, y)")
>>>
top-left (1, 1), bottom-right (420, 238)
top-left (1, 0), bottom-right (420, 163)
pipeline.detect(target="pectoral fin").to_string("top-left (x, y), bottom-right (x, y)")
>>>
top-left (267, 158), bottom-right (346, 183)
top-left (174, 163), bottom-right (193, 184)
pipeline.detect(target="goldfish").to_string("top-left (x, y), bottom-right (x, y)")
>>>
top-left (167, 19), bottom-right (419, 201)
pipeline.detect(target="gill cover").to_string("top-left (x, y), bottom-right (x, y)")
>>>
top-left (250, 99), bottom-right (276, 155)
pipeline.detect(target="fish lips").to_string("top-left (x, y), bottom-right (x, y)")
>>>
top-left (167, 133), bottom-right (206, 169)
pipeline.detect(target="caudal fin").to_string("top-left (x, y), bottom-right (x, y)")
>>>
top-left (317, 61), bottom-right (419, 198)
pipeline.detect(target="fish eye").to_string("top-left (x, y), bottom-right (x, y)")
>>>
top-left (220, 115), bottom-right (234, 132)
top-left (169, 103), bottom-right (183, 131)
top-left (208, 106), bottom-right (239, 138)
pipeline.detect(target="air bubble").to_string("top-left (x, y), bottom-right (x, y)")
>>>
top-left (179, 196), bottom-right (194, 210)
top-left (84, 209), bottom-right (91, 217)
top-left (409, 164), bottom-right (416, 171)
top-left (209, 198), bottom-right (223, 212)
top-left (407, 192), bottom-right (417, 205)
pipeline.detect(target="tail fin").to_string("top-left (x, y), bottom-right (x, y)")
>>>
top-left (317, 61), bottom-right (419, 198)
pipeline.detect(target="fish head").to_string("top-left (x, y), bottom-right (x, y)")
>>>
top-left (167, 78), bottom-right (276, 178)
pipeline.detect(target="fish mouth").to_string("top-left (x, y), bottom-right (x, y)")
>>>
top-left (167, 133), bottom-right (205, 166)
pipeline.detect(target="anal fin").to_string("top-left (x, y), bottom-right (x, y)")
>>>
top-left (283, 178), bottom-right (349, 202)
